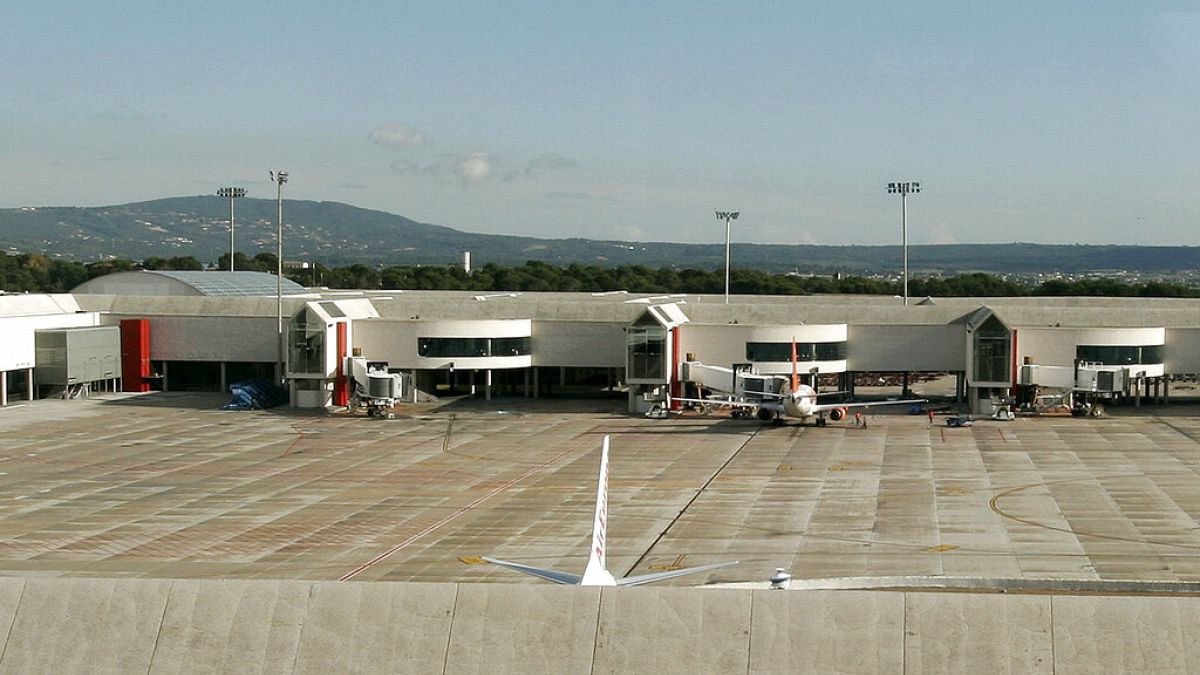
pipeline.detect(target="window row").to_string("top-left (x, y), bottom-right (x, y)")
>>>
top-left (745, 341), bottom-right (847, 362)
top-left (417, 336), bottom-right (532, 358)
top-left (1076, 345), bottom-right (1164, 366)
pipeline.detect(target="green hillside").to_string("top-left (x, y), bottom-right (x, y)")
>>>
top-left (1, 196), bottom-right (1198, 274)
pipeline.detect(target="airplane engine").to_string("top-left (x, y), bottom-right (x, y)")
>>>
top-left (828, 407), bottom-right (849, 422)
top-left (756, 407), bottom-right (775, 421)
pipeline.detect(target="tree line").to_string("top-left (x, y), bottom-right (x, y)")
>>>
top-left (2, 250), bottom-right (1199, 298)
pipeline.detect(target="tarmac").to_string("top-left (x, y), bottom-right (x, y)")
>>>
top-left (6, 393), bottom-right (1200, 672)
top-left (4, 391), bottom-right (1200, 586)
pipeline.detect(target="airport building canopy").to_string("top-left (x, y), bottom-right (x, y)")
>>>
top-left (304, 298), bottom-right (380, 323)
top-left (634, 302), bottom-right (690, 329)
top-left (0, 293), bottom-right (82, 319)
top-left (71, 270), bottom-right (310, 297)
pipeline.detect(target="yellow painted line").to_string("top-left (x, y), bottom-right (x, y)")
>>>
top-left (458, 555), bottom-right (485, 565)
top-left (926, 544), bottom-right (959, 553)
top-left (649, 554), bottom-right (686, 571)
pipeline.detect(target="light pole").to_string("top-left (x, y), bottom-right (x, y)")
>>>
top-left (269, 170), bottom-right (288, 383)
top-left (216, 187), bottom-right (246, 271)
top-left (886, 182), bottom-right (920, 306)
top-left (715, 210), bottom-right (739, 304)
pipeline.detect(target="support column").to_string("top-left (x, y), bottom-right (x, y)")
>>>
top-left (524, 369), bottom-right (530, 398)
top-left (220, 362), bottom-right (228, 394)
top-left (1, 370), bottom-right (7, 407)
top-left (901, 372), bottom-right (910, 397)
top-left (25, 368), bottom-right (35, 401)
top-left (485, 369), bottom-right (492, 401)
top-left (559, 366), bottom-right (566, 386)
top-left (533, 368), bottom-right (540, 399)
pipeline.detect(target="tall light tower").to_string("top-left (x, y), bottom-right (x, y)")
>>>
top-left (886, 182), bottom-right (920, 306)
top-left (269, 170), bottom-right (289, 383)
top-left (216, 187), bottom-right (246, 271)
top-left (715, 210), bottom-right (740, 304)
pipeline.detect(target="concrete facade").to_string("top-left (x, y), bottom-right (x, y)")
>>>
top-left (0, 577), bottom-right (1192, 673)
top-left (0, 281), bottom-right (1189, 410)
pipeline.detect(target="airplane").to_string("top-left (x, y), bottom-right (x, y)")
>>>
top-left (671, 340), bottom-right (925, 427)
top-left (482, 435), bottom-right (738, 586)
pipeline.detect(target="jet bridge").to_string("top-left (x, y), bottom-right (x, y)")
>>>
top-left (680, 361), bottom-right (783, 402)
top-left (346, 356), bottom-right (409, 418)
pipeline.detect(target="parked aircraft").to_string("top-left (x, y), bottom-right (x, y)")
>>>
top-left (672, 340), bottom-right (925, 426)
top-left (483, 435), bottom-right (738, 586)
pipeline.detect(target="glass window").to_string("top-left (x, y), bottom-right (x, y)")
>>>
top-left (627, 326), bottom-right (666, 380)
top-left (745, 342), bottom-right (847, 362)
top-left (973, 316), bottom-right (1010, 382)
top-left (490, 337), bottom-right (531, 356)
top-left (1076, 344), bottom-right (1164, 365)
top-left (418, 338), bottom-right (490, 358)
top-left (288, 309), bottom-right (325, 375)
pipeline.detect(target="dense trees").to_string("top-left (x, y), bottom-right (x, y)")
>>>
top-left (4, 250), bottom-right (1200, 299)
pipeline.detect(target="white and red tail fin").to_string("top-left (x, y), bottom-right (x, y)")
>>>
top-left (580, 435), bottom-right (615, 585)
top-left (790, 337), bottom-right (800, 393)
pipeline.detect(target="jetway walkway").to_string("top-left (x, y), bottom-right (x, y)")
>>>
top-left (1, 576), bottom-right (1198, 673)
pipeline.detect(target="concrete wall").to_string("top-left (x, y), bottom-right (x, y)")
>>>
top-left (533, 321), bottom-right (627, 367)
top-left (1166, 327), bottom-right (1200, 373)
top-left (850, 324), bottom-right (964, 371)
top-left (0, 312), bottom-right (101, 371)
top-left (1017, 326), bottom-right (1166, 367)
top-left (681, 324), bottom-right (847, 374)
top-left (107, 315), bottom-right (279, 362)
top-left (353, 319), bottom-right (533, 370)
top-left (0, 577), bottom-right (1196, 674)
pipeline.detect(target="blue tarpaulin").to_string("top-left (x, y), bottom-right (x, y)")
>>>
top-left (222, 379), bottom-right (288, 410)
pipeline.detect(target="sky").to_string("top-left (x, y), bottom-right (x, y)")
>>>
top-left (2, 1), bottom-right (1199, 246)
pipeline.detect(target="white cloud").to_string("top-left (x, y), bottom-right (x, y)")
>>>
top-left (369, 123), bottom-right (428, 148)
top-left (456, 153), bottom-right (492, 184)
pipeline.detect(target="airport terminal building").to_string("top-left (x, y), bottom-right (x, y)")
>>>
top-left (2, 270), bottom-right (1197, 414)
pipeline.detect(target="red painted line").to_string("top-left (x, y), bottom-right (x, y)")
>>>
top-left (939, 428), bottom-right (945, 443)
top-left (337, 444), bottom-right (579, 582)
top-left (997, 428), bottom-right (1007, 442)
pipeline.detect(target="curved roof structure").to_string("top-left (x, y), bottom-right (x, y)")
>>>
top-left (71, 270), bottom-right (309, 297)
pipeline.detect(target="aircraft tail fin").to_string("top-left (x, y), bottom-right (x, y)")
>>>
top-left (580, 435), bottom-right (611, 584)
top-left (790, 337), bottom-right (800, 393)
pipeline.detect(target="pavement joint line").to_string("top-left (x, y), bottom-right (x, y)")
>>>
top-left (623, 429), bottom-right (760, 577)
top-left (336, 441), bottom-right (582, 581)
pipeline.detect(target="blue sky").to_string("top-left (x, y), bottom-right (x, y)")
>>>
top-left (2, 1), bottom-right (1198, 246)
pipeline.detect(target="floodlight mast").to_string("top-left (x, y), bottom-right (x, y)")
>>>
top-left (715, 210), bottom-right (740, 304)
top-left (886, 182), bottom-right (920, 306)
top-left (217, 187), bottom-right (246, 271)
top-left (269, 171), bottom-right (289, 385)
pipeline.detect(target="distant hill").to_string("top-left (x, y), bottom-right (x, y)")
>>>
top-left (2, 196), bottom-right (1198, 275)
